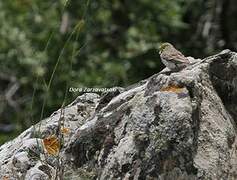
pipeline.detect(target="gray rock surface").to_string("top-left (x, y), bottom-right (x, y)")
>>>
top-left (0, 50), bottom-right (237, 179)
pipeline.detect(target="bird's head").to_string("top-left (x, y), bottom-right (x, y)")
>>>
top-left (158, 42), bottom-right (173, 54)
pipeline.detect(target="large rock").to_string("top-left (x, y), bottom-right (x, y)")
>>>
top-left (0, 50), bottom-right (237, 179)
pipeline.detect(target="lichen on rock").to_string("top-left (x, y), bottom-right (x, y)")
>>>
top-left (0, 50), bottom-right (237, 179)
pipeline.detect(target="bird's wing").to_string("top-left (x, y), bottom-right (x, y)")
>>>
top-left (163, 50), bottom-right (190, 64)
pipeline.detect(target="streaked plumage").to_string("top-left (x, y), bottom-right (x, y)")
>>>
top-left (159, 43), bottom-right (190, 71)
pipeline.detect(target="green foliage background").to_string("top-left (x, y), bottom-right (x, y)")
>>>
top-left (0, 0), bottom-right (235, 143)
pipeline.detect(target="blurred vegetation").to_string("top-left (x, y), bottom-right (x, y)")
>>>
top-left (0, 0), bottom-right (236, 144)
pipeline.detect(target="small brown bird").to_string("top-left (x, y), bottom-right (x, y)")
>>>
top-left (159, 43), bottom-right (190, 71)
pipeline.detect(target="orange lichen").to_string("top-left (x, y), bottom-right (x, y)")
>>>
top-left (43, 135), bottom-right (60, 156)
top-left (2, 176), bottom-right (9, 180)
top-left (160, 85), bottom-right (184, 93)
top-left (61, 127), bottom-right (70, 134)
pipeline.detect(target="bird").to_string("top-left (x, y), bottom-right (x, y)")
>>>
top-left (158, 42), bottom-right (190, 71)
